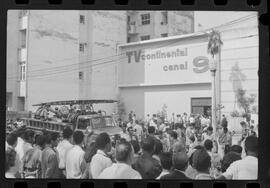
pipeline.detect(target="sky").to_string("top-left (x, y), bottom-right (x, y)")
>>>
top-left (194, 11), bottom-right (257, 32)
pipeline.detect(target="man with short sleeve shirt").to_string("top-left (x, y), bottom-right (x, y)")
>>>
top-left (98, 140), bottom-right (141, 179)
top-left (217, 136), bottom-right (258, 180)
top-left (90, 132), bottom-right (113, 178)
top-left (65, 131), bottom-right (86, 179)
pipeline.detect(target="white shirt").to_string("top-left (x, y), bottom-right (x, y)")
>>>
top-left (150, 120), bottom-right (158, 130)
top-left (90, 150), bottom-right (113, 178)
top-left (222, 156), bottom-right (258, 180)
top-left (5, 172), bottom-right (16, 178)
top-left (120, 132), bottom-right (131, 142)
top-left (97, 163), bottom-right (141, 179)
top-left (6, 142), bottom-right (21, 176)
top-left (202, 132), bottom-right (214, 142)
top-left (156, 169), bottom-right (170, 179)
top-left (133, 124), bottom-right (143, 142)
top-left (189, 117), bottom-right (195, 124)
top-left (15, 137), bottom-right (25, 161)
top-left (56, 139), bottom-right (73, 169)
top-left (65, 145), bottom-right (85, 179)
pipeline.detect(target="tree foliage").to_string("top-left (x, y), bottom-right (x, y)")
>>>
top-left (236, 88), bottom-right (256, 116)
top-left (116, 96), bottom-right (126, 120)
top-left (207, 30), bottom-right (223, 58)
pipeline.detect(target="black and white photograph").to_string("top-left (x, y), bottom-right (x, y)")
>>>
top-left (5, 10), bottom-right (259, 180)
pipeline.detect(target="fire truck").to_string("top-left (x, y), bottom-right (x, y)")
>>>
top-left (21, 100), bottom-right (122, 137)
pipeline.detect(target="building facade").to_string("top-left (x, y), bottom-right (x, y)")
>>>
top-left (127, 11), bottom-right (194, 43)
top-left (118, 14), bottom-right (258, 124)
top-left (6, 10), bottom-right (126, 113)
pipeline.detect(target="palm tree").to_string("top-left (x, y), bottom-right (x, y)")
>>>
top-left (207, 30), bottom-right (223, 136)
top-left (207, 30), bottom-right (223, 58)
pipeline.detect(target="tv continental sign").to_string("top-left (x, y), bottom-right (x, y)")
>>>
top-left (126, 48), bottom-right (210, 74)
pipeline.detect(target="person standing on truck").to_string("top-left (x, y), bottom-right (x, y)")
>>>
top-left (41, 132), bottom-right (60, 178)
top-left (65, 131), bottom-right (87, 179)
top-left (56, 127), bottom-right (73, 178)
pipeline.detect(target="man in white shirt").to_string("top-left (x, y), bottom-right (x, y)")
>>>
top-left (22, 130), bottom-right (34, 160)
top-left (66, 131), bottom-right (86, 179)
top-left (217, 135), bottom-right (258, 180)
top-left (90, 132), bottom-right (113, 178)
top-left (6, 132), bottom-right (21, 178)
top-left (98, 140), bottom-right (141, 179)
top-left (120, 124), bottom-right (131, 141)
top-left (133, 120), bottom-right (143, 142)
top-left (14, 127), bottom-right (27, 162)
top-left (56, 127), bottom-right (73, 177)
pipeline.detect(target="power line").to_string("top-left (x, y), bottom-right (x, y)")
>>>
top-left (7, 15), bottom-right (258, 80)
top-left (7, 33), bottom-right (258, 80)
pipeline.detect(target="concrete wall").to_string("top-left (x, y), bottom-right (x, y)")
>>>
top-left (120, 84), bottom-right (211, 120)
top-left (168, 11), bottom-right (194, 36)
top-left (88, 11), bottom-right (127, 114)
top-left (26, 10), bottom-right (80, 111)
top-left (219, 14), bottom-right (258, 117)
top-left (119, 34), bottom-right (213, 120)
top-left (7, 10), bottom-right (20, 111)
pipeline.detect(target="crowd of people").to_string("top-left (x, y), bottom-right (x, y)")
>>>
top-left (5, 112), bottom-right (258, 180)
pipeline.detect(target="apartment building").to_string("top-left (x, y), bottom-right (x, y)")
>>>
top-left (6, 10), bottom-right (126, 112)
top-left (127, 11), bottom-right (194, 43)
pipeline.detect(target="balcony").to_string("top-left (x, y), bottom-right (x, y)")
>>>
top-left (18, 48), bottom-right (27, 62)
top-left (127, 22), bottom-right (138, 35)
top-left (19, 15), bottom-right (28, 30)
top-left (19, 81), bottom-right (26, 97)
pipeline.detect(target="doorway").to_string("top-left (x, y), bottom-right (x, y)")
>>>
top-left (191, 97), bottom-right (211, 116)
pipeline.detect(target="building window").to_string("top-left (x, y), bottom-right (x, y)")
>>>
top-left (80, 15), bottom-right (85, 24)
top-left (19, 10), bottom-right (28, 18)
top-left (140, 35), bottom-right (150, 41)
top-left (191, 98), bottom-right (211, 116)
top-left (19, 62), bottom-right (26, 81)
top-left (141, 14), bottom-right (150, 25)
top-left (20, 30), bottom-right (26, 48)
top-left (127, 37), bottom-right (131, 43)
top-left (161, 33), bottom-right (168, 37)
top-left (127, 15), bottom-right (130, 24)
top-left (161, 11), bottom-right (168, 25)
top-left (79, 43), bottom-right (87, 52)
top-left (79, 71), bottom-right (84, 80)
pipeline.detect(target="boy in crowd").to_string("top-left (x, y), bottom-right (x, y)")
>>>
top-left (156, 152), bottom-right (172, 179)
top-left (160, 151), bottom-right (190, 180)
top-left (41, 132), bottom-right (59, 178)
top-left (133, 136), bottom-right (162, 179)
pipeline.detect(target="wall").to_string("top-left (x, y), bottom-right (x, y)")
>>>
top-left (168, 11), bottom-right (194, 36)
top-left (88, 11), bottom-right (127, 114)
top-left (120, 83), bottom-right (211, 120)
top-left (119, 35), bottom-right (212, 86)
top-left (119, 34), bottom-right (213, 119)
top-left (219, 14), bottom-right (258, 117)
top-left (6, 10), bottom-right (20, 111)
top-left (26, 10), bottom-right (80, 111)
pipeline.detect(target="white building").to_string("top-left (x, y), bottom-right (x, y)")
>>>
top-left (117, 13), bottom-right (258, 121)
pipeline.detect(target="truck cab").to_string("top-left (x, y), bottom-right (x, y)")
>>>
top-left (75, 114), bottom-right (122, 137)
